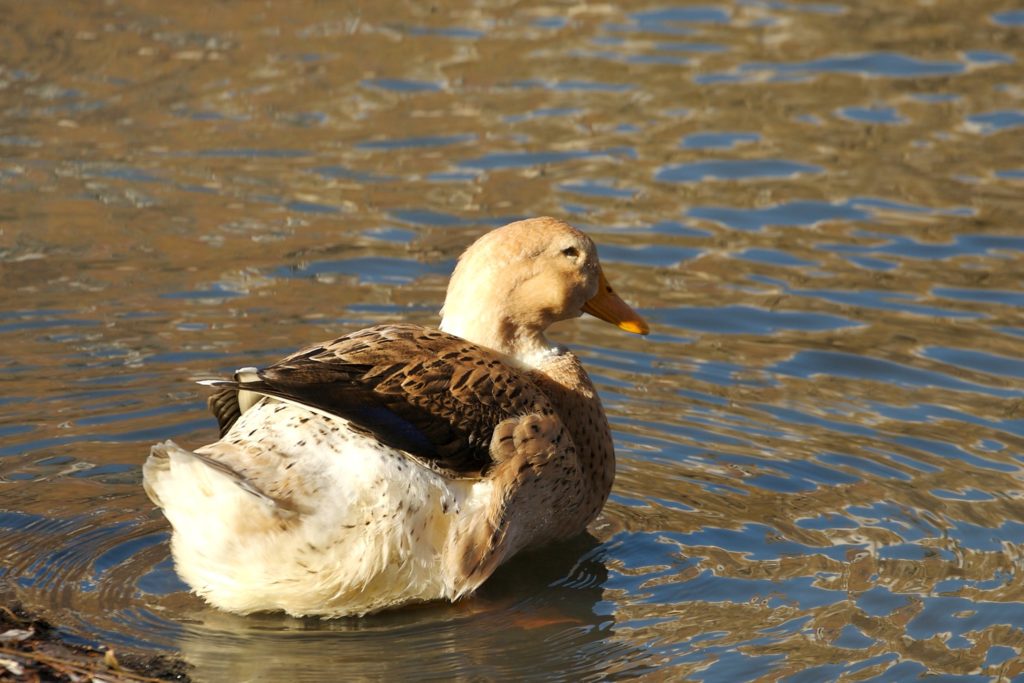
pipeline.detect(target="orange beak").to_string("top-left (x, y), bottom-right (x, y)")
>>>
top-left (582, 270), bottom-right (650, 335)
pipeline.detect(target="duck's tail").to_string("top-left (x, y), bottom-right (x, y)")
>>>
top-left (143, 440), bottom-right (295, 516)
top-left (143, 440), bottom-right (308, 613)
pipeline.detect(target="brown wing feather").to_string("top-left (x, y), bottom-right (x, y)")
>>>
top-left (216, 324), bottom-right (559, 477)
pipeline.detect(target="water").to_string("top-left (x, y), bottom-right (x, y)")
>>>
top-left (1, 0), bottom-right (1023, 679)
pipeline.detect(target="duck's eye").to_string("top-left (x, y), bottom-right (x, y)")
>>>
top-left (561, 246), bottom-right (579, 258)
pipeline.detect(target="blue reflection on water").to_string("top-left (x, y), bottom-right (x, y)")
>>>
top-left (361, 78), bottom-right (443, 92)
top-left (680, 132), bottom-right (760, 149)
top-left (599, 243), bottom-right (700, 267)
top-left (631, 6), bottom-right (731, 25)
top-left (837, 106), bottom-right (904, 124)
top-left (655, 305), bottom-right (857, 334)
top-left (922, 347), bottom-right (1024, 378)
top-left (967, 110), bottom-right (1024, 134)
top-left (459, 147), bottom-right (634, 170)
top-left (747, 51), bottom-right (964, 78)
top-left (395, 25), bottom-right (484, 39)
top-left (658, 160), bottom-right (822, 183)
top-left (772, 350), bottom-right (1021, 398)
top-left (735, 248), bottom-right (815, 266)
top-left (964, 50), bottom-right (1014, 65)
top-left (933, 287), bottom-right (1024, 306)
top-left (689, 200), bottom-right (867, 230)
top-left (991, 10), bottom-right (1024, 26)
top-left (356, 134), bottom-right (476, 150)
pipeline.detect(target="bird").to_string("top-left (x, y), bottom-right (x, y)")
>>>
top-left (143, 216), bottom-right (649, 617)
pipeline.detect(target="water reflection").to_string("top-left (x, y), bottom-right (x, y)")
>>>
top-left (167, 539), bottom-right (630, 681)
top-left (2, 0), bottom-right (1024, 679)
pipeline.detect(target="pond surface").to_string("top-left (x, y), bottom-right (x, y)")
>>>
top-left (2, 0), bottom-right (1024, 680)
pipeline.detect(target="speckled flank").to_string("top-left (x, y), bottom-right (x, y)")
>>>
top-left (528, 351), bottom-right (615, 534)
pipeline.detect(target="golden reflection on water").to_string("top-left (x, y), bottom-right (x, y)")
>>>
top-left (2, 0), bottom-right (1024, 679)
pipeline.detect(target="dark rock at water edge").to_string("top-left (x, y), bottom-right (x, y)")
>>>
top-left (0, 598), bottom-right (191, 682)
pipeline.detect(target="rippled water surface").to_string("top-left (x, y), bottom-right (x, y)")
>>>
top-left (2, 1), bottom-right (1024, 680)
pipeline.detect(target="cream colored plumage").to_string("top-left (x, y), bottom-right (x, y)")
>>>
top-left (143, 217), bottom-right (649, 617)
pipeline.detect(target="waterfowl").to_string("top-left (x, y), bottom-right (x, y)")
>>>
top-left (143, 216), bottom-right (649, 617)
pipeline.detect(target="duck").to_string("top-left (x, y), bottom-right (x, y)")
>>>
top-left (143, 216), bottom-right (649, 617)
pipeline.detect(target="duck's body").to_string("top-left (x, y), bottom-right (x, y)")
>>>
top-left (143, 217), bottom-right (647, 617)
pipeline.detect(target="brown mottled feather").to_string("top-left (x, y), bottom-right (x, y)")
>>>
top-left (209, 324), bottom-right (560, 478)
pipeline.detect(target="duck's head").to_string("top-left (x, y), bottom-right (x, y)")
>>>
top-left (439, 217), bottom-right (649, 363)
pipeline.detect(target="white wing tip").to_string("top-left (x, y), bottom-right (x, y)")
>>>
top-left (235, 367), bottom-right (260, 382)
top-left (197, 366), bottom-right (260, 387)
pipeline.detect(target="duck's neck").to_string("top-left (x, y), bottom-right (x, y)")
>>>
top-left (440, 313), bottom-right (555, 368)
